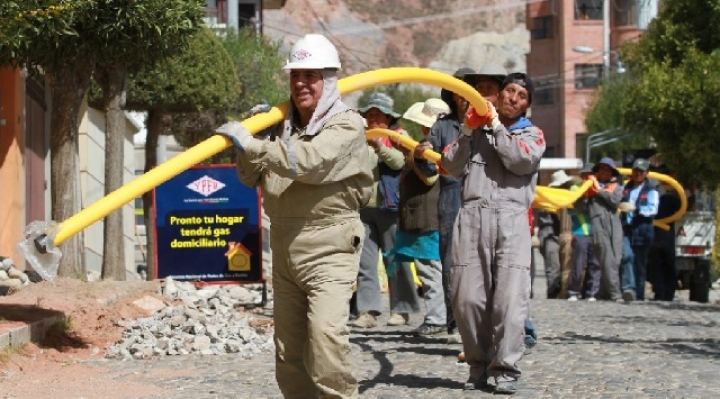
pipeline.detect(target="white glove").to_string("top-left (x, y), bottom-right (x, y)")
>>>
top-left (460, 124), bottom-right (474, 137)
top-left (216, 121), bottom-right (252, 150)
top-left (486, 102), bottom-right (502, 130)
top-left (246, 99), bottom-right (272, 118)
top-left (618, 202), bottom-right (636, 213)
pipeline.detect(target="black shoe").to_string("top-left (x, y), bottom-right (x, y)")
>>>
top-left (622, 290), bottom-right (635, 303)
top-left (463, 376), bottom-right (489, 391)
top-left (413, 323), bottom-right (444, 336)
top-left (495, 379), bottom-right (518, 394)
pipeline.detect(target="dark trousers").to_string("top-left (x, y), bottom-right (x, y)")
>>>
top-left (567, 235), bottom-right (601, 298)
top-left (439, 184), bottom-right (461, 332)
top-left (648, 244), bottom-right (676, 301)
top-left (539, 230), bottom-right (561, 299)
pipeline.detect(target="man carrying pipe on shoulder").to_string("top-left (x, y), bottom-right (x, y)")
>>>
top-left (215, 33), bottom-right (373, 399)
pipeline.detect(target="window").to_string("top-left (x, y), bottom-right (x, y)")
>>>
top-left (575, 64), bottom-right (603, 89)
top-left (613, 0), bottom-right (637, 27)
top-left (533, 86), bottom-right (556, 105)
top-left (134, 198), bottom-right (145, 226)
top-left (575, 0), bottom-right (603, 20)
top-left (531, 16), bottom-right (554, 40)
top-left (238, 4), bottom-right (256, 29)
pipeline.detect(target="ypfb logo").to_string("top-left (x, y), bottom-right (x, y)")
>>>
top-left (293, 49), bottom-right (311, 61)
top-left (187, 175), bottom-right (226, 197)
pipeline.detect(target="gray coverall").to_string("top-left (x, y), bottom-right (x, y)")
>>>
top-left (236, 108), bottom-right (373, 398)
top-left (586, 181), bottom-right (624, 301)
top-left (443, 121), bottom-right (545, 384)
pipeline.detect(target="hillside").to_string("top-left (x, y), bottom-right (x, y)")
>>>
top-left (263, 0), bottom-right (530, 78)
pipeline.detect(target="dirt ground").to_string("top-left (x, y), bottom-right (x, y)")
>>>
top-left (0, 278), bottom-right (169, 399)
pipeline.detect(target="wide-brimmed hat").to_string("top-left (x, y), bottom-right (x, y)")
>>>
top-left (464, 62), bottom-right (508, 86)
top-left (402, 98), bottom-right (451, 128)
top-left (592, 157), bottom-right (620, 177)
top-left (548, 170), bottom-right (574, 188)
top-left (359, 92), bottom-right (401, 118)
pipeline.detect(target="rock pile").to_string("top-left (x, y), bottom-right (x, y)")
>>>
top-left (105, 277), bottom-right (275, 360)
top-left (0, 257), bottom-right (35, 293)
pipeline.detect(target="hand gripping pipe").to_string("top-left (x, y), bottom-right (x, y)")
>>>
top-left (46, 68), bottom-right (487, 248)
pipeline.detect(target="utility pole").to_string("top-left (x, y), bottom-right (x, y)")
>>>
top-left (602, 0), bottom-right (610, 79)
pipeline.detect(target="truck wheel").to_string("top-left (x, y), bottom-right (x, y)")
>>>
top-left (690, 261), bottom-right (710, 303)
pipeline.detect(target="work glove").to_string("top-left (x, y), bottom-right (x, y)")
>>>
top-left (618, 202), bottom-right (636, 213)
top-left (243, 99), bottom-right (272, 119)
top-left (462, 101), bottom-right (500, 136)
top-left (216, 121), bottom-right (252, 151)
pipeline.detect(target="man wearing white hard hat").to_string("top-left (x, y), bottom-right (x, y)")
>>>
top-left (215, 33), bottom-right (372, 399)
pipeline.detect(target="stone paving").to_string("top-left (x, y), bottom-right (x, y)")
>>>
top-left (80, 253), bottom-right (720, 399)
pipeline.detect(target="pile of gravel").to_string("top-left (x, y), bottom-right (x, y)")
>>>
top-left (105, 277), bottom-right (275, 360)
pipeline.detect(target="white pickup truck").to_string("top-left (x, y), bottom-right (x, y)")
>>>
top-left (675, 192), bottom-right (716, 302)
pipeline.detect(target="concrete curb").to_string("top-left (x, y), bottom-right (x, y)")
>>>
top-left (0, 315), bottom-right (64, 349)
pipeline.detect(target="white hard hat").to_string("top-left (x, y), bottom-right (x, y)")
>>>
top-left (284, 34), bottom-right (341, 70)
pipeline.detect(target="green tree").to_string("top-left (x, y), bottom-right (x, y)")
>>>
top-left (583, 73), bottom-right (653, 163)
top-left (1, 1), bottom-right (105, 278)
top-left (172, 28), bottom-right (288, 164)
top-left (0, 1), bottom-right (204, 279)
top-left (617, 0), bottom-right (720, 187)
top-left (93, 0), bottom-right (205, 280)
top-left (120, 26), bottom-right (240, 279)
top-left (590, 0), bottom-right (720, 277)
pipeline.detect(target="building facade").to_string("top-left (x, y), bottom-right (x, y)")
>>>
top-left (526, 0), bottom-right (659, 158)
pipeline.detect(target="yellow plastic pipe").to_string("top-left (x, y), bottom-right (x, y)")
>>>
top-left (365, 128), bottom-right (441, 164)
top-left (617, 168), bottom-right (687, 231)
top-left (52, 67), bottom-right (486, 246)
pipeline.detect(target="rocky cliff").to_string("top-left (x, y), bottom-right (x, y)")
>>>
top-left (263, 0), bottom-right (530, 77)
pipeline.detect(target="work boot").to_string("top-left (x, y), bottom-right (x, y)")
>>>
top-left (446, 333), bottom-right (462, 344)
top-left (463, 375), bottom-right (490, 391)
top-left (350, 312), bottom-right (377, 328)
top-left (386, 313), bottom-right (409, 326)
top-left (413, 323), bottom-right (444, 336)
top-left (622, 290), bottom-right (636, 304)
top-left (495, 379), bottom-right (518, 394)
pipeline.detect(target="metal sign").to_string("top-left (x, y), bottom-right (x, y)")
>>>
top-left (153, 164), bottom-right (262, 282)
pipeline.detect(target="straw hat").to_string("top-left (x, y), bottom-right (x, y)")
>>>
top-left (402, 98), bottom-right (450, 128)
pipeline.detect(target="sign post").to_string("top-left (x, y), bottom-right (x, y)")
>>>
top-left (153, 164), bottom-right (264, 303)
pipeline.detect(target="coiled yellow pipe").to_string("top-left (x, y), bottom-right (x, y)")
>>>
top-left (52, 67), bottom-right (486, 245)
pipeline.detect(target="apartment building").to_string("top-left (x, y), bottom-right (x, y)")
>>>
top-left (526, 0), bottom-right (660, 158)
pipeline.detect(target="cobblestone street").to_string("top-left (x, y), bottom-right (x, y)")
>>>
top-left (73, 252), bottom-right (720, 399)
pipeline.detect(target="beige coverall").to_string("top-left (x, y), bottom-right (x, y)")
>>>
top-left (236, 110), bottom-right (373, 399)
top-left (442, 121), bottom-right (545, 384)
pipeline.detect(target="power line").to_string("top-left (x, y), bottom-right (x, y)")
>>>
top-left (303, 0), bottom-right (374, 70)
top-left (330, 0), bottom-right (548, 36)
